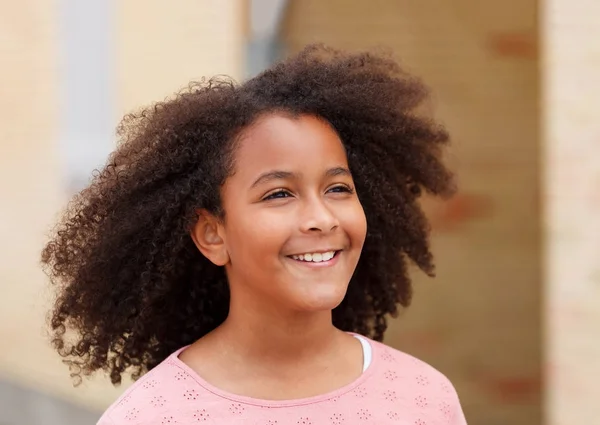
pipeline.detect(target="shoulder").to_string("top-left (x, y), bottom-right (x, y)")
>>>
top-left (373, 339), bottom-right (456, 387)
top-left (369, 339), bottom-right (467, 423)
top-left (96, 349), bottom-right (193, 425)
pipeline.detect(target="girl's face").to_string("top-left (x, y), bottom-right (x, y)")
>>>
top-left (197, 113), bottom-right (367, 314)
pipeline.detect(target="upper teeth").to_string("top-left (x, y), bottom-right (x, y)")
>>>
top-left (291, 251), bottom-right (336, 262)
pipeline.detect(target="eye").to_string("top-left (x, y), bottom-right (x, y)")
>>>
top-left (327, 184), bottom-right (355, 194)
top-left (263, 189), bottom-right (293, 201)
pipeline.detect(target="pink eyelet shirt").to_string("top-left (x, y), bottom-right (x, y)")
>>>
top-left (98, 336), bottom-right (467, 424)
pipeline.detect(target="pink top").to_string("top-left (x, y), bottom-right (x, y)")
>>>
top-left (98, 337), bottom-right (467, 424)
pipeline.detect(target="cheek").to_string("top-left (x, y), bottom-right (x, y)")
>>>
top-left (226, 210), bottom-right (290, 261)
top-left (340, 201), bottom-right (367, 248)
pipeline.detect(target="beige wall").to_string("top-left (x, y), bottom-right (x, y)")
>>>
top-left (0, 0), bottom-right (69, 403)
top-left (116, 0), bottom-right (245, 117)
top-left (282, 1), bottom-right (541, 424)
top-left (544, 0), bottom-right (600, 424)
top-left (0, 0), bottom-right (245, 412)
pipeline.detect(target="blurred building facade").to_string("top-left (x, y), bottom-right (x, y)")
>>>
top-left (281, 2), bottom-right (541, 424)
top-left (1, 1), bottom-right (598, 424)
top-left (1, 0), bottom-right (245, 422)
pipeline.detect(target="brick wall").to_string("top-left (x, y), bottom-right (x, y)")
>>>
top-left (282, 1), bottom-right (541, 424)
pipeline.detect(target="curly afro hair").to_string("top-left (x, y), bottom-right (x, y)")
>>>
top-left (41, 44), bottom-right (455, 385)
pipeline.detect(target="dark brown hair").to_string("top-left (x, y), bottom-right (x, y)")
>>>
top-left (42, 44), bottom-right (455, 385)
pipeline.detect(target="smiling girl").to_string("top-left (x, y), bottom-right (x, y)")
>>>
top-left (42, 44), bottom-right (466, 424)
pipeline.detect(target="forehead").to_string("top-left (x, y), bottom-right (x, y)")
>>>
top-left (232, 113), bottom-right (349, 177)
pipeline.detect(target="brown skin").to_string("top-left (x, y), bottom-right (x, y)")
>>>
top-left (184, 114), bottom-right (366, 399)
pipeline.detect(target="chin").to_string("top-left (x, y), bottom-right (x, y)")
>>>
top-left (292, 285), bottom-right (348, 312)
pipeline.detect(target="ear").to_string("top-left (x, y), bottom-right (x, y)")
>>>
top-left (191, 210), bottom-right (230, 266)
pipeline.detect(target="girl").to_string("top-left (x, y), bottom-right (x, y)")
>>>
top-left (42, 44), bottom-right (466, 424)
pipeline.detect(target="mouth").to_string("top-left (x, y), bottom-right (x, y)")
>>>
top-left (286, 250), bottom-right (342, 267)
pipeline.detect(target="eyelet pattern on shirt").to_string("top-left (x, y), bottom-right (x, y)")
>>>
top-left (357, 408), bottom-right (372, 421)
top-left (330, 412), bottom-right (344, 424)
top-left (383, 389), bottom-right (398, 402)
top-left (229, 403), bottom-right (245, 415)
top-left (183, 389), bottom-right (198, 401)
top-left (416, 374), bottom-right (430, 386)
top-left (150, 395), bottom-right (166, 408)
top-left (193, 409), bottom-right (210, 422)
top-left (142, 379), bottom-right (158, 389)
top-left (415, 395), bottom-right (429, 408)
top-left (98, 339), bottom-right (466, 425)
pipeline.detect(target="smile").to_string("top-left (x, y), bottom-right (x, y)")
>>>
top-left (288, 250), bottom-right (341, 264)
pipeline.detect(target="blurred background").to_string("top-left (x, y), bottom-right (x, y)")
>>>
top-left (1, 0), bottom-right (598, 424)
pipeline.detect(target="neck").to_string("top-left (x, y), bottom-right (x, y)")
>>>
top-left (212, 291), bottom-right (342, 365)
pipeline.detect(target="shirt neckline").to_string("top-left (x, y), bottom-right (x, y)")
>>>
top-left (167, 332), bottom-right (379, 408)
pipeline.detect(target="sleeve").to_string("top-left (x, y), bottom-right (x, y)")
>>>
top-left (451, 402), bottom-right (468, 425)
top-left (449, 386), bottom-right (468, 425)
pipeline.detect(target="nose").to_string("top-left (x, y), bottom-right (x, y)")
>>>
top-left (299, 196), bottom-right (340, 234)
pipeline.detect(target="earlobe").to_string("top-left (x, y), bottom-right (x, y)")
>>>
top-left (191, 210), bottom-right (230, 266)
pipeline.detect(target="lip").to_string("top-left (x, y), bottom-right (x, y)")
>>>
top-left (285, 250), bottom-right (342, 268)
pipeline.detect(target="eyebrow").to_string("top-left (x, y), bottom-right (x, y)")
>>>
top-left (250, 170), bottom-right (299, 189)
top-left (326, 166), bottom-right (352, 178)
top-left (250, 167), bottom-right (352, 189)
